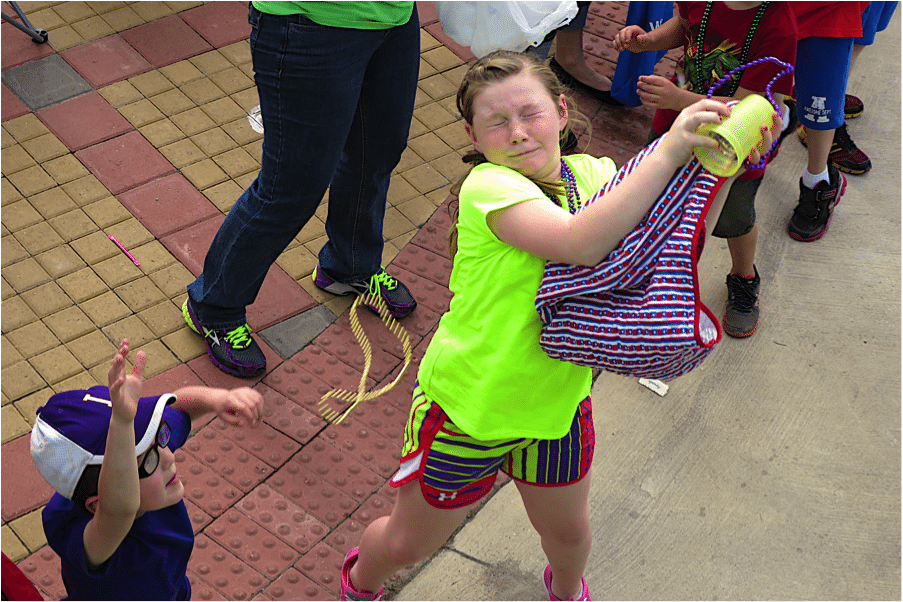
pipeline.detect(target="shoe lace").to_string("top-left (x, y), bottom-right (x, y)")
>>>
top-left (833, 124), bottom-right (857, 154)
top-left (368, 269), bottom-right (398, 295)
top-left (727, 276), bottom-right (758, 312)
top-left (224, 324), bottom-right (253, 349)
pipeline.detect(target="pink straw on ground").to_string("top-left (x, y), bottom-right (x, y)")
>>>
top-left (108, 235), bottom-right (140, 266)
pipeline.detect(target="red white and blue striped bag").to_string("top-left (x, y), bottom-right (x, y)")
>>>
top-left (536, 137), bottom-right (728, 381)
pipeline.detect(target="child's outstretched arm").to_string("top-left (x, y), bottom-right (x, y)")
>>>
top-left (171, 386), bottom-right (263, 427)
top-left (612, 14), bottom-right (686, 53)
top-left (82, 339), bottom-right (146, 568)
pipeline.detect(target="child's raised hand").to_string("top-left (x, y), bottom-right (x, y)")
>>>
top-left (636, 75), bottom-right (682, 110)
top-left (661, 99), bottom-right (732, 166)
top-left (216, 387), bottom-right (264, 428)
top-left (613, 25), bottom-right (649, 53)
top-left (107, 339), bottom-right (147, 424)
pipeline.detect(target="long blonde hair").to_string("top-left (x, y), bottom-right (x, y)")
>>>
top-left (448, 50), bottom-right (590, 258)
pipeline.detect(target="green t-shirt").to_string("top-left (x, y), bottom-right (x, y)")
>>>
top-left (252, 1), bottom-right (414, 29)
top-left (417, 154), bottom-right (618, 440)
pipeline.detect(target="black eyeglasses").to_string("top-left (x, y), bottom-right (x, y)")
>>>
top-left (137, 420), bottom-right (171, 479)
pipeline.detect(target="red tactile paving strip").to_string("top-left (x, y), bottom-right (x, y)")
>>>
top-left (60, 34), bottom-right (154, 88)
top-left (1, 434), bottom-right (54, 522)
top-left (119, 14), bottom-right (213, 68)
top-left (117, 173), bottom-right (222, 239)
top-left (181, 1), bottom-right (253, 49)
top-left (183, 424), bottom-right (274, 493)
top-left (75, 130), bottom-right (176, 194)
top-left (2, 82), bottom-right (29, 121)
top-left (37, 91), bottom-right (133, 151)
top-left (189, 534), bottom-right (268, 601)
top-left (1, 20), bottom-right (55, 70)
top-left (236, 484), bottom-right (329, 555)
top-left (206, 508), bottom-right (300, 580)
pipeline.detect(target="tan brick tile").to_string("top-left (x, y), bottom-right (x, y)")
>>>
top-left (423, 46), bottom-right (463, 73)
top-left (190, 49), bottom-right (232, 75)
top-left (131, 1), bottom-right (173, 21)
top-left (275, 245), bottom-right (318, 281)
top-left (233, 170), bottom-right (257, 191)
top-left (2, 335), bottom-right (24, 368)
top-left (242, 141), bottom-right (262, 165)
top-left (171, 106), bottom-right (217, 136)
top-left (202, 179), bottom-right (242, 213)
top-left (149, 88), bottom-right (195, 116)
top-left (134, 339), bottom-right (179, 378)
top-left (158, 137), bottom-right (205, 169)
top-left (426, 184), bottom-right (454, 207)
top-left (1, 525), bottom-right (28, 563)
top-left (7, 164), bottom-right (56, 197)
top-left (130, 240), bottom-right (176, 275)
top-left (419, 57), bottom-right (437, 80)
top-left (1, 360), bottom-right (46, 401)
top-left (2, 177), bottom-right (24, 205)
top-left (30, 346), bottom-right (85, 384)
top-left (100, 5), bottom-right (143, 31)
top-left (139, 118), bottom-right (185, 147)
top-left (212, 147), bottom-right (257, 179)
top-left (420, 29), bottom-right (441, 51)
top-left (413, 86), bottom-right (431, 110)
top-left (238, 62), bottom-right (254, 80)
top-left (381, 241), bottom-right (400, 267)
top-left (434, 122), bottom-right (471, 150)
top-left (27, 7), bottom-right (65, 30)
top-left (28, 187), bottom-right (76, 219)
top-left (82, 195), bottom-right (133, 229)
top-left (162, 326), bottom-right (206, 362)
top-left (53, 1), bottom-right (95, 21)
top-left (303, 233), bottom-right (328, 258)
top-left (66, 329), bottom-right (117, 369)
top-left (47, 208), bottom-right (97, 242)
top-left (119, 98), bottom-right (166, 128)
top-left (395, 196), bottom-right (438, 228)
top-left (160, 61), bottom-right (205, 88)
top-left (1, 296), bottom-right (37, 332)
top-left (8, 509), bottom-right (47, 553)
top-left (387, 175), bottom-right (419, 206)
top-left (222, 117), bottom-right (262, 147)
top-left (190, 127), bottom-right (236, 156)
top-left (395, 147), bottom-right (425, 174)
top-left (181, 158), bottom-right (228, 190)
top-left (180, 77), bottom-right (225, 105)
top-left (137, 300), bottom-right (183, 337)
top-left (62, 174), bottom-right (110, 206)
top-left (70, 229), bottom-right (119, 265)
top-left (54, 370), bottom-right (100, 394)
top-left (45, 155), bottom-right (91, 186)
top-left (220, 41), bottom-right (252, 66)
top-left (229, 88), bottom-right (259, 113)
top-left (1, 277), bottom-right (13, 301)
top-left (430, 152), bottom-right (470, 183)
top-left (147, 262), bottom-right (192, 299)
top-left (419, 73), bottom-right (458, 101)
top-left (2, 199), bottom-right (42, 231)
top-left (294, 216), bottom-right (326, 246)
top-left (102, 314), bottom-right (155, 348)
top-left (115, 276), bottom-right (166, 312)
top-left (1, 404), bottom-right (31, 443)
top-left (4, 258), bottom-right (51, 293)
top-left (71, 15), bottom-right (115, 42)
top-left (98, 80), bottom-right (144, 108)
top-left (408, 115), bottom-right (428, 139)
top-left (35, 244), bottom-right (86, 279)
top-left (444, 64), bottom-right (469, 88)
top-left (78, 290), bottom-right (131, 328)
top-left (2, 144), bottom-right (37, 175)
top-left (13, 387), bottom-right (53, 426)
top-left (21, 281), bottom-right (74, 318)
top-left (4, 114), bottom-right (51, 143)
top-left (46, 25), bottom-right (86, 52)
top-left (2, 127), bottom-right (15, 149)
top-left (199, 97), bottom-right (244, 125)
top-left (209, 67), bottom-right (253, 95)
top-left (93, 254), bottom-right (143, 288)
top-left (129, 70), bottom-right (175, 97)
top-left (2, 234), bottom-right (28, 267)
top-left (381, 206), bottom-right (416, 240)
top-left (56, 266), bottom-right (108, 303)
top-left (407, 132), bottom-right (454, 162)
top-left (324, 295), bottom-right (354, 318)
top-left (401, 162), bottom-right (449, 195)
top-left (438, 96), bottom-right (459, 118)
top-left (105, 218), bottom-right (154, 249)
top-left (44, 306), bottom-right (96, 343)
top-left (6, 320), bottom-right (60, 359)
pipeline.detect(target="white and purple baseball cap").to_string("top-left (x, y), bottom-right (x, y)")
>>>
top-left (30, 386), bottom-right (176, 500)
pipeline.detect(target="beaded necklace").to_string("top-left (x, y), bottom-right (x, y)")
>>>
top-left (695, 2), bottom-right (770, 97)
top-left (543, 159), bottom-right (580, 214)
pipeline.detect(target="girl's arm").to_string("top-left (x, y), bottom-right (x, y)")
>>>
top-left (171, 386), bottom-right (263, 427)
top-left (613, 14), bottom-right (688, 53)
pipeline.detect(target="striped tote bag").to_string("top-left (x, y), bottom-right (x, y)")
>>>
top-left (536, 137), bottom-right (727, 381)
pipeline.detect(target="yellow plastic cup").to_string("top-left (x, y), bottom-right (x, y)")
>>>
top-left (694, 94), bottom-right (774, 176)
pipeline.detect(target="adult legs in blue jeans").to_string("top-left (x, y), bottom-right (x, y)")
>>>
top-left (184, 6), bottom-right (419, 377)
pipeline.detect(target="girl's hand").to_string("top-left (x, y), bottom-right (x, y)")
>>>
top-left (661, 99), bottom-right (732, 167)
top-left (107, 339), bottom-right (146, 424)
top-left (743, 109), bottom-right (782, 168)
top-left (636, 75), bottom-right (682, 110)
top-left (612, 25), bottom-right (649, 53)
top-left (216, 387), bottom-right (264, 427)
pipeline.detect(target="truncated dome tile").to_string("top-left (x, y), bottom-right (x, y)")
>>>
top-left (17, 546), bottom-right (67, 601)
top-left (346, 396), bottom-right (409, 442)
top-left (409, 205), bottom-right (453, 258)
top-left (291, 437), bottom-right (383, 503)
top-left (321, 423), bottom-right (401, 479)
top-left (326, 516), bottom-right (367, 552)
top-left (255, 384), bottom-right (326, 445)
top-left (294, 541), bottom-right (345, 597)
top-left (183, 425), bottom-right (272, 492)
top-left (264, 567), bottom-right (333, 601)
top-left (208, 416), bottom-right (301, 468)
top-left (351, 493), bottom-right (394, 527)
top-left (187, 569), bottom-right (223, 602)
top-left (207, 508), bottom-right (300, 579)
top-left (292, 344), bottom-right (374, 392)
top-left (262, 361), bottom-right (334, 413)
top-left (392, 243), bottom-right (453, 287)
top-left (236, 485), bottom-right (329, 554)
top-left (386, 264), bottom-right (453, 318)
top-left (189, 534), bottom-right (267, 601)
top-left (185, 498), bottom-right (213, 534)
top-left (313, 323), bottom-right (403, 384)
top-left (175, 448), bottom-right (241, 517)
top-left (268, 462), bottom-right (358, 528)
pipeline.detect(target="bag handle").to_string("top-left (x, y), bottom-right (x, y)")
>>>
top-left (705, 56), bottom-right (794, 170)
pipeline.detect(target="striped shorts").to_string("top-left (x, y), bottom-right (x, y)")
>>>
top-left (390, 384), bottom-right (595, 509)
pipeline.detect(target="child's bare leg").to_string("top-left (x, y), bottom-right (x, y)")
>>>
top-left (805, 128), bottom-right (834, 176)
top-left (515, 471), bottom-right (593, 600)
top-left (727, 225), bottom-right (758, 276)
top-left (350, 480), bottom-right (473, 593)
top-left (554, 30), bottom-right (612, 91)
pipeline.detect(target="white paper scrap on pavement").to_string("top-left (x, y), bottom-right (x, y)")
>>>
top-left (639, 378), bottom-right (669, 396)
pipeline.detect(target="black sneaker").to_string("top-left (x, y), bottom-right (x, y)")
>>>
top-left (845, 93), bottom-right (864, 119)
top-left (788, 164), bottom-right (846, 242)
top-left (313, 265), bottom-right (416, 318)
top-left (723, 266), bottom-right (760, 338)
top-left (182, 298), bottom-right (266, 378)
top-left (797, 123), bottom-right (872, 175)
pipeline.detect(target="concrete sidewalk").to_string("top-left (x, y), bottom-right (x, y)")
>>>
top-left (396, 10), bottom-right (902, 602)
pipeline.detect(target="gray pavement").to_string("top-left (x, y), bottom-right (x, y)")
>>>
top-left (395, 11), bottom-right (902, 602)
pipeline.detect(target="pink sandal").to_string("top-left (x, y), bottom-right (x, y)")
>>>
top-left (543, 564), bottom-right (591, 601)
top-left (341, 547), bottom-right (384, 601)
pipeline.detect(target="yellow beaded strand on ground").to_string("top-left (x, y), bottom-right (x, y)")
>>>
top-left (317, 292), bottom-right (413, 424)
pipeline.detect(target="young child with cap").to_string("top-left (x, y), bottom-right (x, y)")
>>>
top-left (30, 339), bottom-right (264, 601)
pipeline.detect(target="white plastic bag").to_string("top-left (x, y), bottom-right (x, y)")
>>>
top-left (436, 1), bottom-right (578, 58)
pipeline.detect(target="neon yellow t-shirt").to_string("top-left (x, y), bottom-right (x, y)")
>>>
top-left (251, 2), bottom-right (414, 29)
top-left (417, 154), bottom-right (618, 440)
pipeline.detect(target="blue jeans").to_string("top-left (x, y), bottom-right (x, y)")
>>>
top-left (187, 5), bottom-right (420, 329)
